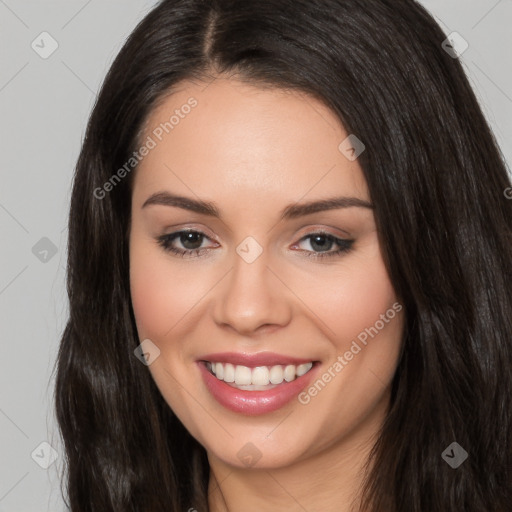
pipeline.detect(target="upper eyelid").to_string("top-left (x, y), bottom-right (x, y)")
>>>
top-left (156, 217), bottom-right (352, 238)
top-left (162, 221), bottom-right (352, 238)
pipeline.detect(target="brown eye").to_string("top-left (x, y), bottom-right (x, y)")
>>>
top-left (157, 230), bottom-right (216, 258)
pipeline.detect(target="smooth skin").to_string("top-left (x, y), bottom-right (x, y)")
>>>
top-left (129, 75), bottom-right (404, 512)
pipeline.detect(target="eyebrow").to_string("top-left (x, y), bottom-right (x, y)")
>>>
top-left (142, 191), bottom-right (374, 219)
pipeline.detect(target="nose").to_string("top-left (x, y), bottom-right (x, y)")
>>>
top-left (212, 247), bottom-right (292, 337)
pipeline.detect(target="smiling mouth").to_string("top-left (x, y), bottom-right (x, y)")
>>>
top-left (203, 360), bottom-right (316, 390)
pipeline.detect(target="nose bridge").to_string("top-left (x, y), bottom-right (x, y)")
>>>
top-left (212, 237), bottom-right (291, 333)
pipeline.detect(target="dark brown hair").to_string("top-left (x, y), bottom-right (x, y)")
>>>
top-left (54, 0), bottom-right (512, 510)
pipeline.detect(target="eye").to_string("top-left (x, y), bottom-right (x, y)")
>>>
top-left (292, 232), bottom-right (354, 259)
top-left (156, 230), bottom-right (217, 258)
top-left (156, 229), bottom-right (354, 260)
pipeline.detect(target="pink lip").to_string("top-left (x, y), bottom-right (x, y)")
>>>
top-left (197, 360), bottom-right (320, 415)
top-left (197, 351), bottom-right (314, 367)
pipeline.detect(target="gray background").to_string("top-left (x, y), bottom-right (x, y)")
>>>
top-left (0, 1), bottom-right (510, 510)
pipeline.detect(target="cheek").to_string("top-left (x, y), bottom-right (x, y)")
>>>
top-left (293, 243), bottom-right (399, 348)
top-left (291, 252), bottom-right (403, 449)
top-left (129, 236), bottom-right (200, 342)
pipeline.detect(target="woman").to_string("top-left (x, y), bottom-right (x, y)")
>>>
top-left (54, 0), bottom-right (512, 510)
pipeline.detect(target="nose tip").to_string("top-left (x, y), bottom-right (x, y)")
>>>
top-left (212, 251), bottom-right (292, 336)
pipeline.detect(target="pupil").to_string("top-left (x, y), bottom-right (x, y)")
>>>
top-left (181, 232), bottom-right (203, 249)
top-left (311, 235), bottom-right (332, 252)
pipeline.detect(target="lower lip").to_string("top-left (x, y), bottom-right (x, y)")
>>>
top-left (197, 361), bottom-right (319, 415)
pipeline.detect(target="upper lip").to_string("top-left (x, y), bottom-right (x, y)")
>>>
top-left (198, 351), bottom-right (316, 367)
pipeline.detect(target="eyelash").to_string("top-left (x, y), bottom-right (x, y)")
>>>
top-left (156, 230), bottom-right (354, 260)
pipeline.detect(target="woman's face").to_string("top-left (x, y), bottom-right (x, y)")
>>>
top-left (129, 77), bottom-right (404, 469)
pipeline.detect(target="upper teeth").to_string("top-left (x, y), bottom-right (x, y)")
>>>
top-left (206, 361), bottom-right (313, 386)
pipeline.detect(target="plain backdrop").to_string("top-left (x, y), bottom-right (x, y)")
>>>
top-left (0, 1), bottom-right (511, 510)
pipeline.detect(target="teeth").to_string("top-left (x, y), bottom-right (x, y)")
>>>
top-left (223, 363), bottom-right (235, 382)
top-left (234, 365), bottom-right (252, 385)
top-left (296, 363), bottom-right (312, 377)
top-left (269, 365), bottom-right (284, 384)
top-left (284, 364), bottom-right (296, 382)
top-left (206, 361), bottom-right (313, 388)
top-left (251, 366), bottom-right (270, 386)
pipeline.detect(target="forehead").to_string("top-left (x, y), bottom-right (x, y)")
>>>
top-left (132, 77), bottom-right (369, 208)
